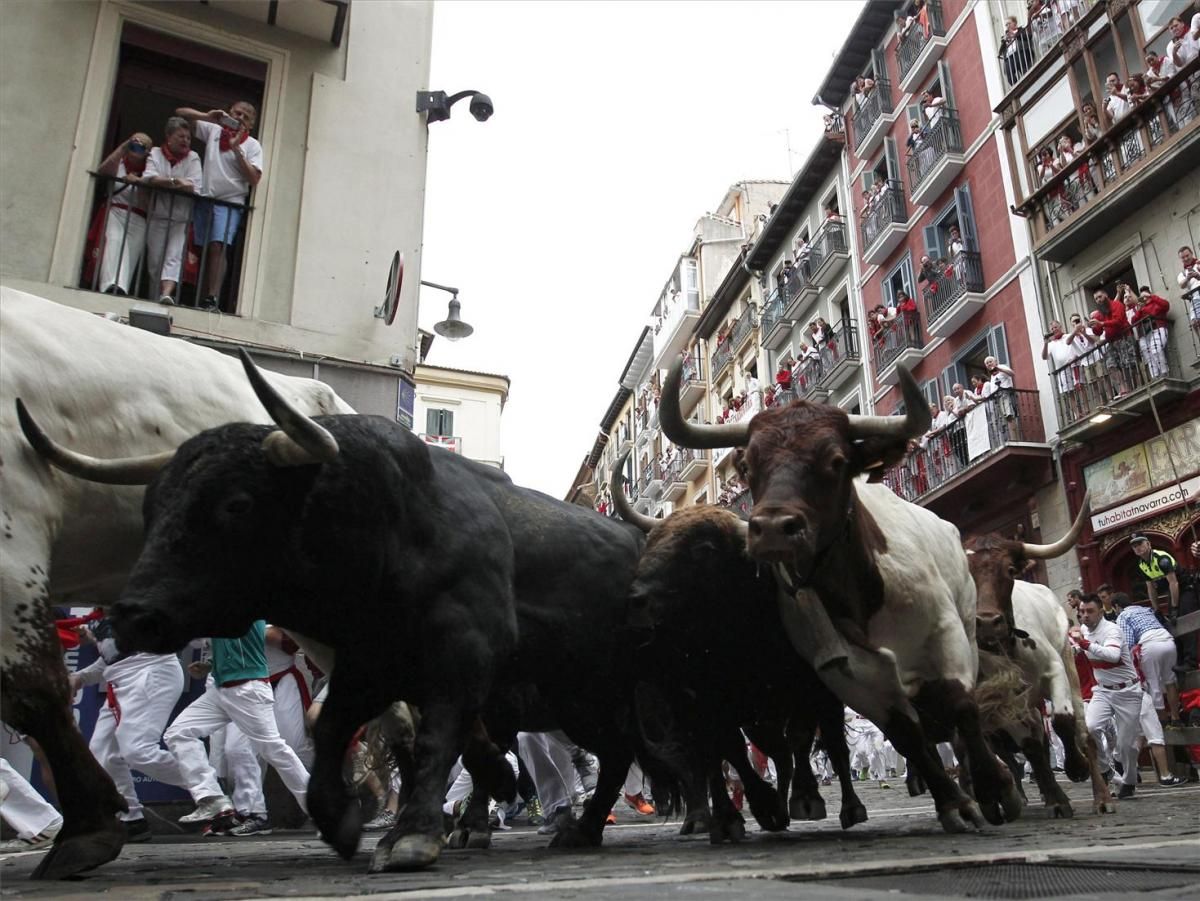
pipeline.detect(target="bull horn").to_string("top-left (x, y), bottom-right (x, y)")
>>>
top-left (15, 398), bottom-right (173, 485)
top-left (610, 450), bottom-right (658, 532)
top-left (845, 365), bottom-right (931, 441)
top-left (238, 349), bottom-right (339, 466)
top-left (1022, 491), bottom-right (1091, 560)
top-left (660, 355), bottom-right (751, 450)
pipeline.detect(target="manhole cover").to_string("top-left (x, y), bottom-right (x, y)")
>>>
top-left (807, 862), bottom-right (1200, 899)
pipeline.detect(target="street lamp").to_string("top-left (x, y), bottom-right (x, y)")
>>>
top-left (422, 280), bottom-right (474, 341)
top-left (416, 90), bottom-right (494, 124)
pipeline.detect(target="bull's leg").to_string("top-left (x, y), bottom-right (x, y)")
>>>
top-left (782, 713), bottom-right (826, 821)
top-left (308, 667), bottom-right (393, 861)
top-left (1021, 733), bottom-right (1072, 818)
top-left (746, 718), bottom-right (795, 815)
top-left (1, 587), bottom-right (126, 880)
top-left (904, 757), bottom-right (927, 796)
top-left (721, 730), bottom-right (788, 832)
top-left (1051, 715), bottom-right (1089, 784)
top-left (372, 697), bottom-right (474, 872)
top-left (817, 703), bottom-right (867, 829)
top-left (446, 719), bottom-right (515, 851)
top-left (707, 769), bottom-right (745, 844)
top-left (551, 744), bottom-right (632, 849)
top-left (920, 680), bottom-right (1022, 826)
top-left (1084, 733), bottom-right (1117, 814)
top-left (881, 712), bottom-right (984, 833)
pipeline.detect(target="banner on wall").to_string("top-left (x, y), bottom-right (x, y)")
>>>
top-left (1090, 473), bottom-right (1200, 535)
top-left (1084, 419), bottom-right (1200, 512)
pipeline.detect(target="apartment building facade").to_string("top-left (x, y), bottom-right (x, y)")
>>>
top-left (414, 364), bottom-right (510, 470)
top-left (0, 0), bottom-right (433, 422)
top-left (991, 0), bottom-right (1200, 593)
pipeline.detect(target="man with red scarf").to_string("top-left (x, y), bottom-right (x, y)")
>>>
top-left (1130, 285), bottom-right (1171, 379)
top-left (176, 100), bottom-right (264, 312)
top-left (142, 116), bottom-right (202, 306)
top-left (94, 132), bottom-right (152, 296)
top-left (1092, 287), bottom-right (1133, 399)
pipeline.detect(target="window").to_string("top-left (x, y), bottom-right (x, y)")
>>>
top-left (84, 23), bottom-right (267, 311)
top-left (426, 408), bottom-right (454, 437)
top-left (923, 183), bottom-right (979, 261)
top-left (1082, 257), bottom-right (1136, 308)
top-left (941, 324), bottom-right (1009, 394)
top-left (883, 255), bottom-right (915, 307)
top-left (922, 379), bottom-right (941, 409)
top-left (682, 259), bottom-right (700, 310)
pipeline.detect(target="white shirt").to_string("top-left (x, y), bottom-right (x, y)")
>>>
top-left (1179, 261), bottom-right (1200, 294)
top-left (1167, 15), bottom-right (1200, 68)
top-left (988, 366), bottom-right (1014, 390)
top-left (143, 147), bottom-right (203, 221)
top-left (1077, 617), bottom-right (1137, 688)
top-left (109, 160), bottom-right (149, 213)
top-left (194, 119), bottom-right (263, 203)
top-left (1045, 335), bottom-right (1077, 373)
top-left (1104, 91), bottom-right (1131, 124)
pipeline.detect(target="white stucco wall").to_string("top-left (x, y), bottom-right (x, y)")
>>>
top-left (414, 364), bottom-right (508, 468)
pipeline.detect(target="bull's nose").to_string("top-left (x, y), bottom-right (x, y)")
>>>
top-left (749, 512), bottom-right (807, 542)
top-left (976, 612), bottom-right (1008, 641)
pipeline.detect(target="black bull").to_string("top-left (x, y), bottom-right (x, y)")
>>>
top-left (20, 353), bottom-right (661, 872)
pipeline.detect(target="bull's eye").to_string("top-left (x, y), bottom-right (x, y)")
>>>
top-left (828, 453), bottom-right (847, 473)
top-left (1007, 564), bottom-right (1018, 578)
top-left (218, 493), bottom-right (254, 520)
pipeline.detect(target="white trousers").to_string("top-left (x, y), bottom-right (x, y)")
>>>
top-left (517, 731), bottom-right (575, 815)
top-left (164, 678), bottom-right (309, 813)
top-left (848, 719), bottom-right (888, 780)
top-left (1137, 327), bottom-right (1169, 381)
top-left (98, 207), bottom-right (147, 293)
top-left (145, 217), bottom-right (189, 286)
top-left (88, 654), bottom-right (186, 820)
top-left (1139, 690), bottom-right (1165, 746)
top-left (441, 752), bottom-right (520, 815)
top-left (1085, 684), bottom-right (1142, 789)
top-left (0, 758), bottom-right (61, 840)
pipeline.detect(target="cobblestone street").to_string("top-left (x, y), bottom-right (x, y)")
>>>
top-left (4, 779), bottom-right (1197, 900)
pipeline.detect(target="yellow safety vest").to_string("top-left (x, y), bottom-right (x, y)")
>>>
top-left (1138, 551), bottom-right (1174, 582)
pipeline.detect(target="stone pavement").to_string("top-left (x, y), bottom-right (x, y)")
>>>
top-left (3, 779), bottom-right (1198, 899)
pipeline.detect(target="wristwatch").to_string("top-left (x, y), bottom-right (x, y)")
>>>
top-left (170, 177), bottom-right (177, 187)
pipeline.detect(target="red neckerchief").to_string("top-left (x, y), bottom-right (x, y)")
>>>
top-left (1148, 59), bottom-right (1162, 74)
top-left (219, 128), bottom-right (249, 153)
top-left (162, 143), bottom-right (187, 166)
top-left (124, 156), bottom-right (147, 176)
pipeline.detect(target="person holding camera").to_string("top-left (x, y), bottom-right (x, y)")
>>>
top-left (95, 132), bottom-right (153, 296)
top-left (175, 101), bottom-right (263, 311)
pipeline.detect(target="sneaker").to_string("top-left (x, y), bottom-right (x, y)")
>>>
top-left (0, 830), bottom-right (57, 853)
top-left (526, 797), bottom-right (544, 827)
top-left (879, 781), bottom-right (892, 790)
top-left (537, 805), bottom-right (572, 836)
top-left (1159, 775), bottom-right (1187, 787)
top-left (229, 814), bottom-right (273, 836)
top-left (124, 817), bottom-right (152, 843)
top-left (363, 809), bottom-right (397, 832)
top-left (1117, 783), bottom-right (1135, 800)
top-left (624, 792), bottom-right (655, 816)
top-left (180, 794), bottom-right (235, 825)
top-left (158, 294), bottom-right (175, 306)
top-left (199, 295), bottom-right (219, 312)
top-left (203, 811), bottom-right (243, 836)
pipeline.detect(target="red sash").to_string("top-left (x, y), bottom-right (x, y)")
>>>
top-left (269, 665), bottom-right (312, 710)
top-left (105, 683), bottom-right (121, 726)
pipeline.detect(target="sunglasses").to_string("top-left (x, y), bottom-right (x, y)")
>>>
top-left (127, 141), bottom-right (148, 154)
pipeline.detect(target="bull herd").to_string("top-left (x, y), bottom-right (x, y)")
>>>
top-left (0, 288), bottom-right (1109, 882)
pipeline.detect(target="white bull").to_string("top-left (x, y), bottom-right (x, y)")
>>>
top-left (0, 286), bottom-right (351, 878)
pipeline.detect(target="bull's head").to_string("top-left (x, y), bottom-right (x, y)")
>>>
top-left (965, 493), bottom-right (1091, 651)
top-left (660, 355), bottom-right (928, 575)
top-left (16, 351), bottom-right (342, 651)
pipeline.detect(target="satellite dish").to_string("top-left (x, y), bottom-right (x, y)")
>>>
top-left (374, 251), bottom-right (404, 325)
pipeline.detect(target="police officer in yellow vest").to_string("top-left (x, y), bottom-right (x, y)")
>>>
top-left (1131, 533), bottom-right (1197, 671)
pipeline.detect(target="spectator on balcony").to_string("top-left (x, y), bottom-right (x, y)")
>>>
top-left (1165, 15), bottom-right (1199, 72)
top-left (1126, 73), bottom-right (1151, 106)
top-left (176, 101), bottom-right (264, 312)
top-left (1103, 73), bottom-right (1132, 125)
top-left (1093, 287), bottom-right (1134, 399)
top-left (1145, 50), bottom-right (1177, 90)
top-left (894, 291), bottom-right (918, 331)
top-left (1130, 285), bottom-right (1171, 380)
top-left (1178, 245), bottom-right (1200, 334)
top-left (999, 16), bottom-right (1033, 86)
top-left (1028, 0), bottom-right (1059, 53)
top-left (851, 75), bottom-right (876, 108)
top-left (896, 12), bottom-right (917, 42)
top-left (985, 355), bottom-right (1017, 425)
top-left (969, 374), bottom-right (989, 398)
top-left (907, 119), bottom-right (936, 175)
top-left (775, 359), bottom-right (793, 393)
top-left (1036, 147), bottom-right (1073, 225)
top-left (141, 117), bottom-right (202, 307)
top-left (1043, 319), bottom-right (1086, 422)
top-left (1079, 101), bottom-right (1103, 144)
top-left (95, 132), bottom-right (153, 296)
top-left (795, 235), bottom-right (812, 276)
top-left (917, 255), bottom-right (939, 292)
top-left (922, 91), bottom-right (947, 130)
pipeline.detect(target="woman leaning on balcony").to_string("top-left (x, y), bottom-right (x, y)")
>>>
top-left (94, 132), bottom-right (153, 296)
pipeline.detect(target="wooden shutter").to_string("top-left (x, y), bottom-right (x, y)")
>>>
top-left (884, 136), bottom-right (902, 182)
top-left (938, 60), bottom-right (956, 110)
top-left (953, 183), bottom-right (978, 251)
top-left (987, 323), bottom-right (1010, 366)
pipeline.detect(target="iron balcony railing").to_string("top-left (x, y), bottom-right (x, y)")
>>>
top-left (860, 179), bottom-right (907, 252)
top-left (1017, 58), bottom-right (1199, 244)
top-left (729, 303), bottom-right (758, 352)
top-left (824, 112), bottom-right (846, 141)
top-left (791, 317), bottom-right (861, 399)
top-left (711, 336), bottom-right (734, 379)
top-left (851, 77), bottom-right (893, 153)
top-left (636, 461), bottom-right (663, 498)
top-left (896, 0), bottom-right (945, 82)
top-left (84, 172), bottom-right (251, 313)
top-left (667, 446), bottom-right (707, 482)
top-left (884, 388), bottom-right (1046, 502)
top-left (906, 109), bottom-right (964, 192)
top-left (997, 0), bottom-right (1096, 91)
top-left (922, 250), bottom-right (984, 323)
top-left (783, 258), bottom-right (816, 300)
top-left (761, 289), bottom-right (786, 336)
top-left (871, 309), bottom-right (923, 374)
top-left (1049, 319), bottom-right (1182, 428)
top-left (808, 218), bottom-right (848, 274)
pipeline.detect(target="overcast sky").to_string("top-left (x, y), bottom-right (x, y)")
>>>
top-left (419, 0), bottom-right (863, 497)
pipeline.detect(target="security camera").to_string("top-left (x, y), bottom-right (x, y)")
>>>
top-left (469, 93), bottom-right (494, 122)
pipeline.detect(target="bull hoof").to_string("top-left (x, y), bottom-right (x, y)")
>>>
top-left (906, 774), bottom-right (927, 797)
top-left (30, 825), bottom-right (125, 880)
top-left (709, 814), bottom-right (746, 845)
top-left (1094, 798), bottom-right (1117, 815)
top-left (747, 794), bottom-right (789, 832)
top-left (320, 802), bottom-right (362, 860)
top-left (380, 833), bottom-right (442, 872)
top-left (979, 800), bottom-right (1005, 826)
top-left (789, 796), bottom-right (827, 821)
top-left (1044, 800), bottom-right (1074, 819)
top-left (1000, 783), bottom-right (1024, 822)
top-left (679, 811), bottom-right (711, 836)
top-left (466, 829), bottom-right (492, 850)
top-left (550, 823), bottom-right (601, 849)
top-left (937, 809), bottom-right (974, 834)
top-left (839, 802), bottom-right (868, 830)
top-left (446, 827), bottom-right (484, 850)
